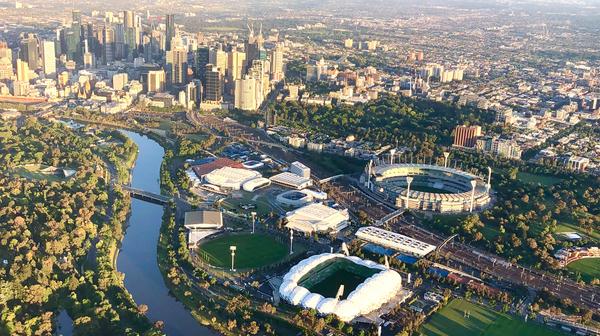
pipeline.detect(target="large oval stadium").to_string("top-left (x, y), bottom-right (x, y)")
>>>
top-left (365, 163), bottom-right (491, 213)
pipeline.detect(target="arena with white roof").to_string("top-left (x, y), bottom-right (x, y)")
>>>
top-left (356, 226), bottom-right (436, 258)
top-left (285, 203), bottom-right (349, 233)
top-left (203, 166), bottom-right (263, 191)
top-left (279, 253), bottom-right (403, 322)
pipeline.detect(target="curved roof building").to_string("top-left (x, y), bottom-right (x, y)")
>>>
top-left (367, 163), bottom-right (491, 213)
top-left (279, 253), bottom-right (403, 322)
top-left (204, 167), bottom-right (262, 190)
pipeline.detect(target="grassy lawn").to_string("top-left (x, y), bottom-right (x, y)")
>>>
top-left (517, 172), bottom-right (563, 186)
top-left (12, 165), bottom-right (67, 182)
top-left (554, 220), bottom-right (600, 242)
top-left (566, 258), bottom-right (600, 283)
top-left (419, 299), bottom-right (566, 336)
top-left (198, 233), bottom-right (288, 269)
top-left (221, 192), bottom-right (276, 217)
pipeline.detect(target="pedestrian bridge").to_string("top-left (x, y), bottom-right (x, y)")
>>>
top-left (122, 185), bottom-right (173, 205)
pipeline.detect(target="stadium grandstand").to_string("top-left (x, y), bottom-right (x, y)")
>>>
top-left (356, 226), bottom-right (436, 258)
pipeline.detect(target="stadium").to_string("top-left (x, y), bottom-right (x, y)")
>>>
top-left (279, 253), bottom-right (403, 322)
top-left (365, 163), bottom-right (491, 213)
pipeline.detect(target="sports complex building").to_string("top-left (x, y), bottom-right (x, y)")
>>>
top-left (279, 253), bottom-right (403, 322)
top-left (285, 203), bottom-right (349, 233)
top-left (356, 226), bottom-right (436, 258)
top-left (364, 163), bottom-right (492, 213)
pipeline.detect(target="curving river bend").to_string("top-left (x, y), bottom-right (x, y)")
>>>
top-left (117, 131), bottom-right (215, 336)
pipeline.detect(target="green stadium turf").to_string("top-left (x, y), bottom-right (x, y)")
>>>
top-left (298, 258), bottom-right (379, 299)
top-left (419, 299), bottom-right (566, 336)
top-left (198, 233), bottom-right (287, 269)
top-left (566, 258), bottom-right (600, 283)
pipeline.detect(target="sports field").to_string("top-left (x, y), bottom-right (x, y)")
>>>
top-left (298, 258), bottom-right (379, 299)
top-left (566, 258), bottom-right (600, 283)
top-left (198, 233), bottom-right (287, 269)
top-left (419, 299), bottom-right (565, 336)
top-left (517, 172), bottom-right (563, 186)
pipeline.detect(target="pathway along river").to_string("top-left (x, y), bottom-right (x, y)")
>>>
top-left (116, 131), bottom-right (215, 336)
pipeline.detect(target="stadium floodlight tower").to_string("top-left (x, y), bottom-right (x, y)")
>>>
top-left (469, 180), bottom-right (477, 212)
top-left (289, 229), bottom-right (294, 255)
top-left (251, 211), bottom-right (257, 234)
top-left (486, 167), bottom-right (492, 193)
top-left (229, 245), bottom-right (237, 271)
top-left (405, 176), bottom-right (414, 210)
top-left (443, 151), bottom-right (450, 168)
top-left (389, 148), bottom-right (396, 165)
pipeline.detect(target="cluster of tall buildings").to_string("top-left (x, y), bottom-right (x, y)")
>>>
top-left (420, 63), bottom-right (465, 83)
top-left (453, 125), bottom-right (522, 160)
top-left (0, 11), bottom-right (285, 112)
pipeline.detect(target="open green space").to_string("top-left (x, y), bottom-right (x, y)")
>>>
top-left (298, 258), bottom-right (379, 299)
top-left (566, 258), bottom-right (600, 283)
top-left (221, 191), bottom-right (276, 217)
top-left (419, 299), bottom-right (566, 336)
top-left (198, 233), bottom-right (288, 269)
top-left (554, 220), bottom-right (600, 242)
top-left (517, 172), bottom-right (564, 186)
top-left (12, 164), bottom-right (69, 182)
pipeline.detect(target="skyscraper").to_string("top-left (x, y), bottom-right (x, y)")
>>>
top-left (227, 50), bottom-right (246, 81)
top-left (19, 33), bottom-right (39, 70)
top-left (166, 46), bottom-right (188, 86)
top-left (0, 42), bottom-right (13, 79)
top-left (270, 44), bottom-right (284, 81)
top-left (195, 46), bottom-right (210, 83)
top-left (204, 64), bottom-right (222, 102)
top-left (235, 75), bottom-right (259, 110)
top-left (209, 48), bottom-right (227, 76)
top-left (453, 125), bottom-right (482, 148)
top-left (41, 40), bottom-right (56, 77)
top-left (147, 69), bottom-right (166, 92)
top-left (123, 10), bottom-right (135, 28)
top-left (165, 14), bottom-right (175, 51)
top-left (16, 58), bottom-right (29, 82)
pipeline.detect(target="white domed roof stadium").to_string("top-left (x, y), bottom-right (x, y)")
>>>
top-left (279, 253), bottom-right (402, 322)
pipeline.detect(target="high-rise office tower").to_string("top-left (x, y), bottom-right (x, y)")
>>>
top-left (204, 64), bottom-right (222, 102)
top-left (19, 33), bottom-right (39, 70)
top-left (227, 50), bottom-right (246, 81)
top-left (123, 10), bottom-right (134, 28)
top-left (0, 42), bottom-right (13, 79)
top-left (41, 40), bottom-right (56, 77)
top-left (234, 75), bottom-right (259, 110)
top-left (269, 44), bottom-right (284, 81)
top-left (113, 23), bottom-right (125, 60)
top-left (103, 26), bottom-right (115, 64)
top-left (453, 125), bottom-right (482, 148)
top-left (16, 58), bottom-right (29, 82)
top-left (165, 14), bottom-right (175, 50)
top-left (209, 48), bottom-right (227, 76)
top-left (166, 46), bottom-right (188, 86)
top-left (147, 69), bottom-right (166, 92)
top-left (195, 46), bottom-right (210, 82)
top-left (70, 10), bottom-right (83, 64)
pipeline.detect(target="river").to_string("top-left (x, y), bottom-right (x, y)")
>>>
top-left (117, 131), bottom-right (215, 336)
